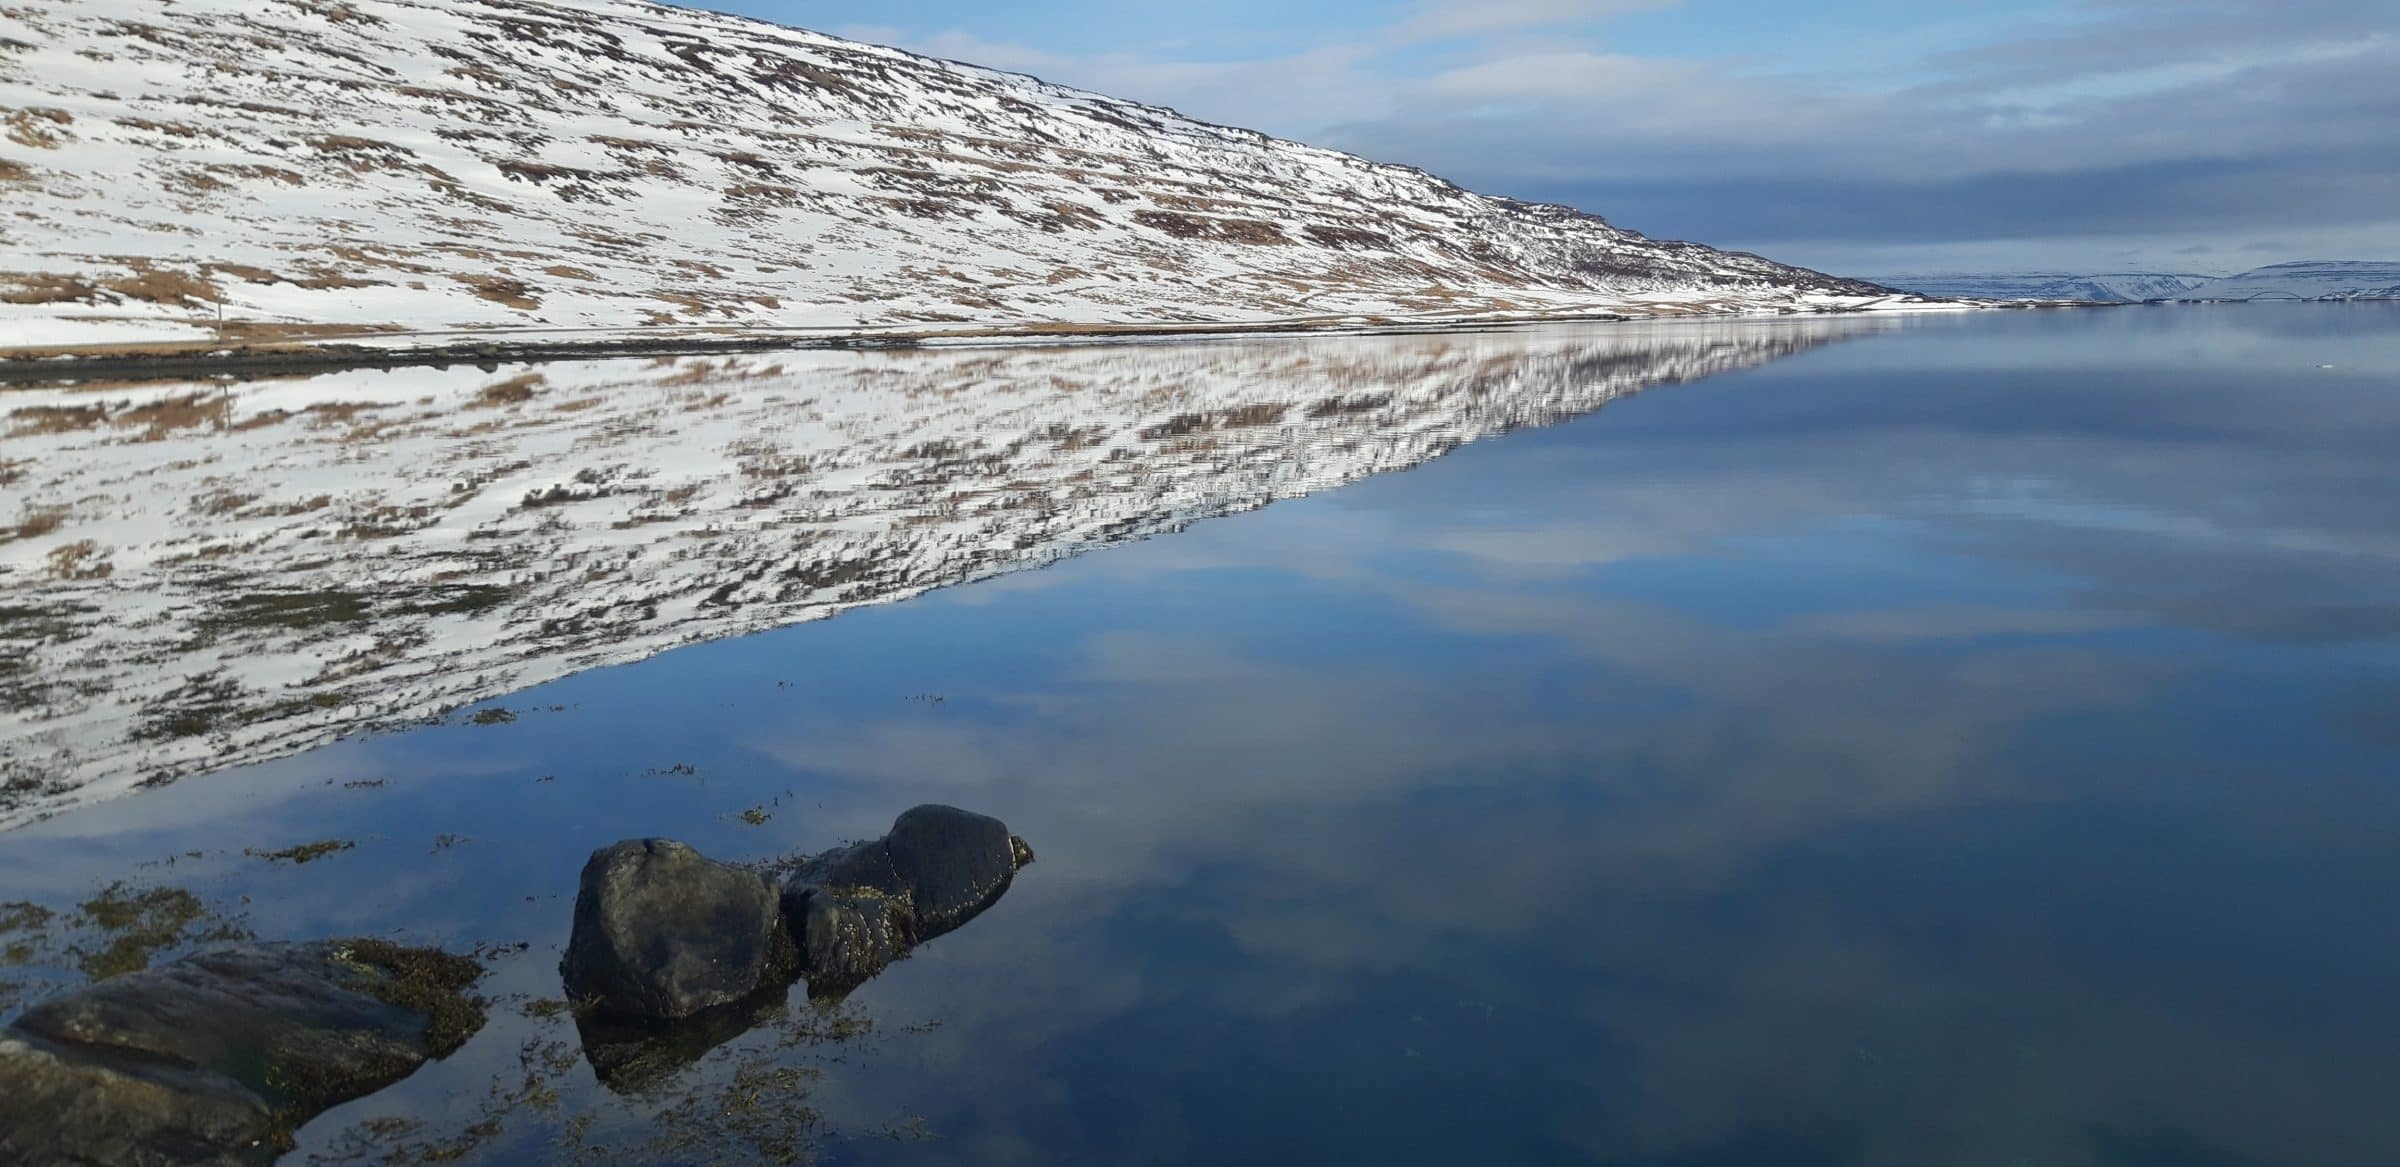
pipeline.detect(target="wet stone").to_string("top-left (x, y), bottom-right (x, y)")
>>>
top-left (0, 1033), bottom-right (279, 1166)
top-left (561, 838), bottom-right (794, 1022)
top-left (886, 804), bottom-right (1025, 940)
top-left (783, 885), bottom-right (911, 989)
top-left (0, 939), bottom-right (486, 1166)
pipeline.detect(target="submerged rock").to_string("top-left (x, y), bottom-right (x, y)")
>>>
top-left (0, 939), bottom-right (486, 1166)
top-left (560, 838), bottom-right (794, 1022)
top-left (0, 1033), bottom-right (277, 1166)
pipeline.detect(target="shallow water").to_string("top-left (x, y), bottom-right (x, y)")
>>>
top-left (4, 304), bottom-right (2398, 1165)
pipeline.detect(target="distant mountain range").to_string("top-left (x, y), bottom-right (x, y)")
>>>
top-left (1876, 262), bottom-right (2400, 303)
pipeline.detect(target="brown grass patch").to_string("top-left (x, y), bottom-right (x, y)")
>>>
top-left (3, 106), bottom-right (70, 149)
top-left (1, 273), bottom-right (99, 305)
top-left (113, 393), bottom-right (226, 439)
top-left (473, 373), bottom-right (545, 407)
top-left (191, 489), bottom-right (257, 517)
top-left (103, 266), bottom-right (219, 306)
top-left (302, 400), bottom-right (388, 426)
top-left (290, 270), bottom-right (387, 290)
top-left (46, 540), bottom-right (112, 580)
top-left (457, 275), bottom-right (540, 310)
top-left (110, 116), bottom-right (208, 141)
top-left (541, 264), bottom-right (598, 281)
top-left (7, 402), bottom-right (108, 436)
top-left (208, 263), bottom-right (284, 285)
top-left (0, 158), bottom-right (29, 183)
top-left (206, 163), bottom-right (307, 186)
top-left (1131, 210), bottom-right (1289, 245)
top-left (2, 505), bottom-right (69, 545)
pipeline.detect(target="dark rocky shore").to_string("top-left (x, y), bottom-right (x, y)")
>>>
top-left (0, 804), bottom-right (1031, 1166)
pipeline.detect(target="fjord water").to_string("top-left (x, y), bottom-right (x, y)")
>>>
top-left (3, 304), bottom-right (2397, 1165)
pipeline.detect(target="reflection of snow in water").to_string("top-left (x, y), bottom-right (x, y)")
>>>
top-left (0, 318), bottom-right (1889, 825)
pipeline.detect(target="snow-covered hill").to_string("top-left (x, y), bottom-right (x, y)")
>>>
top-left (2173, 262), bottom-right (2400, 302)
top-left (0, 0), bottom-right (1924, 354)
top-left (1872, 273), bottom-right (2214, 303)
top-left (0, 317), bottom-right (1892, 826)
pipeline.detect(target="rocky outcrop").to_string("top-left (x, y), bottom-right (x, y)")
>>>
top-left (0, 940), bottom-right (486, 1166)
top-left (559, 839), bottom-right (795, 1023)
top-left (563, 806), bottom-right (1032, 1026)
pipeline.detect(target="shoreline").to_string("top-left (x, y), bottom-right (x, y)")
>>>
top-left (0, 301), bottom-right (2011, 386)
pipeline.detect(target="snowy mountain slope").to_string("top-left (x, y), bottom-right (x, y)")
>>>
top-left (0, 317), bottom-right (1893, 826)
top-left (2173, 262), bottom-right (2400, 302)
top-left (0, 0), bottom-right (1926, 354)
top-left (1872, 273), bottom-right (2215, 303)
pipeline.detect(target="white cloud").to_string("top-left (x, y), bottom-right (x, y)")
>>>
top-left (1385, 0), bottom-right (1679, 44)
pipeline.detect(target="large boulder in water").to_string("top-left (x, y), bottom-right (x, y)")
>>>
top-left (777, 804), bottom-right (1034, 986)
top-left (561, 838), bottom-right (794, 1022)
top-left (887, 804), bottom-right (1027, 940)
top-left (0, 939), bottom-right (486, 1166)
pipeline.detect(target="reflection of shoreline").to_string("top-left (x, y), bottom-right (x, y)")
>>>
top-left (0, 317), bottom-right (1893, 826)
top-left (0, 310), bottom-right (1971, 385)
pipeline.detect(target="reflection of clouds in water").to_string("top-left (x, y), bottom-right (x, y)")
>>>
top-left (2, 308), bottom-right (2395, 1163)
top-left (731, 310), bottom-right (2400, 1164)
top-left (0, 316), bottom-right (1883, 826)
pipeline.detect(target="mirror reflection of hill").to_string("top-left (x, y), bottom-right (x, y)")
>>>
top-left (0, 318), bottom-right (1888, 825)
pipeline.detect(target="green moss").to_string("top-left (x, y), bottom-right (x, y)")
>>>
top-left (69, 882), bottom-right (246, 980)
top-left (468, 707), bottom-right (516, 725)
top-left (246, 839), bottom-right (355, 865)
top-left (336, 939), bottom-right (488, 1058)
top-left (0, 901), bottom-right (53, 933)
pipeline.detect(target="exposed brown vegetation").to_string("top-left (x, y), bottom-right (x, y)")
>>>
top-left (113, 392), bottom-right (226, 438)
top-left (473, 373), bottom-right (545, 406)
top-left (457, 275), bottom-right (540, 309)
top-left (8, 403), bottom-right (108, 436)
top-left (1132, 210), bottom-right (1290, 245)
top-left (2, 505), bottom-right (69, 544)
top-left (46, 540), bottom-right (113, 580)
top-left (103, 265), bottom-right (219, 306)
top-left (209, 263), bottom-right (284, 285)
top-left (3, 106), bottom-right (71, 148)
top-left (1, 273), bottom-right (99, 305)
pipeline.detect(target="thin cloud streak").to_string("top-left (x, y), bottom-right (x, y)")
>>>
top-left (825, 2), bottom-right (2398, 271)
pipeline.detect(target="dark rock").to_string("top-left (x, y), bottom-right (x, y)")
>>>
top-left (0, 1033), bottom-right (279, 1166)
top-left (771, 804), bottom-right (1033, 985)
top-left (783, 836), bottom-right (908, 899)
top-left (0, 939), bottom-right (486, 1166)
top-left (781, 885), bottom-right (911, 989)
top-left (886, 804), bottom-right (1021, 940)
top-left (561, 838), bottom-right (793, 1022)
top-left (14, 941), bottom-right (471, 1115)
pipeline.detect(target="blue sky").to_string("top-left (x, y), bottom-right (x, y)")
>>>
top-left (698, 0), bottom-right (2397, 276)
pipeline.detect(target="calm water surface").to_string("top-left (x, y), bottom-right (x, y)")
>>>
top-left (3, 304), bottom-right (2397, 1166)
